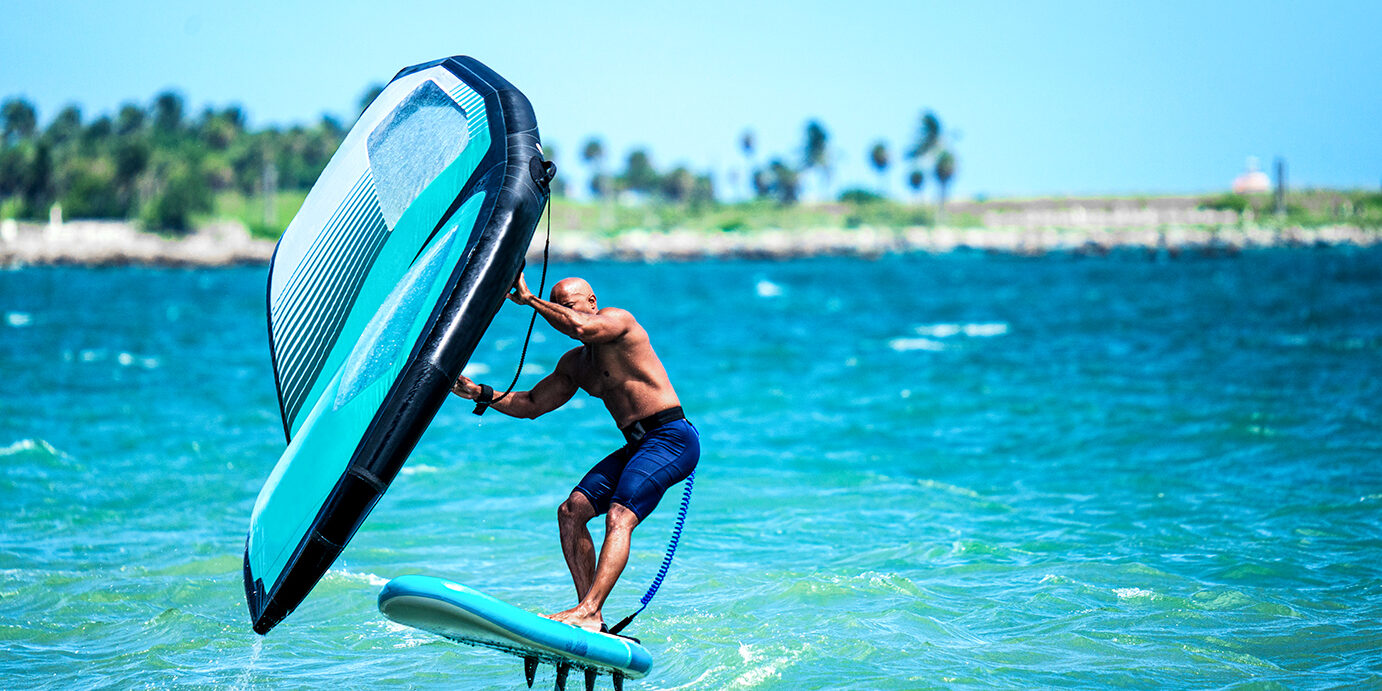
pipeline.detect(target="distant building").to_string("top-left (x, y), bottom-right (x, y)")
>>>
top-left (1232, 156), bottom-right (1271, 194)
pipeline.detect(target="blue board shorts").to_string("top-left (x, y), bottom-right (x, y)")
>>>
top-left (574, 418), bottom-right (699, 521)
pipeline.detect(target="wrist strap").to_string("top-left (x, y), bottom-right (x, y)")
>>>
top-left (471, 383), bottom-right (494, 416)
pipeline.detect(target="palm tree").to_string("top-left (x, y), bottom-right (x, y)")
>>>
top-left (115, 103), bottom-right (145, 136)
top-left (739, 130), bottom-right (755, 200)
top-left (908, 111), bottom-right (941, 162)
top-left (907, 169), bottom-right (924, 202)
top-left (152, 91), bottom-right (184, 134)
top-left (869, 141), bottom-right (889, 197)
top-left (802, 119), bottom-right (829, 201)
top-left (1, 98), bottom-right (38, 144)
top-left (621, 148), bottom-right (658, 196)
top-left (935, 150), bottom-right (956, 224)
top-left (751, 167), bottom-right (772, 199)
top-left (769, 158), bottom-right (799, 205)
top-left (660, 166), bottom-right (695, 204)
top-left (45, 105), bottom-right (83, 147)
top-left (581, 137), bottom-right (606, 199)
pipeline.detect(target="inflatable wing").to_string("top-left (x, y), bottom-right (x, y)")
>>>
top-left (244, 56), bottom-right (551, 635)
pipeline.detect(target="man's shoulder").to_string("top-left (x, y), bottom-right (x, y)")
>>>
top-left (597, 307), bottom-right (645, 338)
top-left (597, 306), bottom-right (635, 321)
top-left (554, 346), bottom-right (586, 372)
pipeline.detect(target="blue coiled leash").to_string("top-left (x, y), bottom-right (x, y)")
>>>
top-left (608, 468), bottom-right (695, 635)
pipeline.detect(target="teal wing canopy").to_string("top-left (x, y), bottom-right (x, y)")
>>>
top-left (245, 56), bottom-right (551, 635)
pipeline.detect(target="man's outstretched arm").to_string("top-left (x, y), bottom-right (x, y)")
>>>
top-left (452, 367), bottom-right (576, 419)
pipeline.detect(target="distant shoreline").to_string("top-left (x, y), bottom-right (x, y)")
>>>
top-left (1, 218), bottom-right (1378, 268)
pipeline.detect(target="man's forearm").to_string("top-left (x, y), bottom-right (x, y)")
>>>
top-left (519, 294), bottom-right (586, 339)
top-left (461, 387), bottom-right (538, 418)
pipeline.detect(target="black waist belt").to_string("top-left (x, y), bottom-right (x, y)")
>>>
top-left (621, 406), bottom-right (685, 444)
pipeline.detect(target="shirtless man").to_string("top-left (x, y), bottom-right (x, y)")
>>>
top-left (450, 273), bottom-right (699, 633)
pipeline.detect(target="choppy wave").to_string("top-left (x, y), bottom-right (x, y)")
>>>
top-left (328, 568), bottom-right (391, 588)
top-left (914, 322), bottom-right (1010, 338)
top-left (59, 348), bottom-right (160, 368)
top-left (888, 337), bottom-right (946, 352)
top-left (0, 438), bottom-right (61, 458)
top-left (755, 279), bottom-right (784, 298)
top-left (3, 254), bottom-right (1381, 689)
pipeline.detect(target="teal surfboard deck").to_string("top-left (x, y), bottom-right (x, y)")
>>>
top-left (243, 56), bottom-right (551, 635)
top-left (379, 575), bottom-right (654, 680)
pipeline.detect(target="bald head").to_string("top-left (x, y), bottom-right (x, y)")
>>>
top-left (550, 277), bottom-right (597, 314)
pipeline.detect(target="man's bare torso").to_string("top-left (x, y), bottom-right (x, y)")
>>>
top-left (557, 310), bottom-right (681, 428)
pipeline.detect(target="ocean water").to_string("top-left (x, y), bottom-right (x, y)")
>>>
top-left (2, 249), bottom-right (1380, 689)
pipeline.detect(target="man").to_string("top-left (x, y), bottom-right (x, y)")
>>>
top-left (451, 273), bottom-right (699, 633)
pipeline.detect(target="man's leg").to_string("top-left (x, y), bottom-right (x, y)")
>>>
top-left (557, 447), bottom-right (628, 602)
top-left (549, 421), bottom-right (699, 631)
top-left (549, 502), bottom-right (640, 632)
top-left (557, 491), bottom-right (599, 600)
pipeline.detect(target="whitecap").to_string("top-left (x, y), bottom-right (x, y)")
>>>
top-left (727, 642), bottom-right (801, 689)
top-left (0, 438), bottom-right (61, 458)
top-left (400, 464), bottom-right (441, 476)
top-left (1114, 587), bottom-right (1155, 599)
top-left (914, 322), bottom-right (1009, 338)
top-left (915, 323), bottom-right (961, 338)
top-left (889, 337), bottom-right (945, 352)
top-left (462, 362), bottom-right (490, 377)
top-left (5, 311), bottom-right (32, 328)
top-left (755, 279), bottom-right (783, 298)
top-left (917, 478), bottom-right (982, 498)
top-left (964, 322), bottom-right (1009, 337)
top-left (381, 620), bottom-right (437, 648)
top-left (330, 568), bottom-right (391, 588)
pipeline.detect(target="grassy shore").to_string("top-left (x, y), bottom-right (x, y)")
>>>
top-left (2, 190), bottom-right (1379, 267)
top-left (206, 188), bottom-right (1382, 239)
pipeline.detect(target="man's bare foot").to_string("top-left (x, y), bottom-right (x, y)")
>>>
top-left (545, 604), bottom-right (604, 633)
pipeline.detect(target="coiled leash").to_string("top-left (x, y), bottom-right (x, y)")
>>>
top-left (609, 468), bottom-right (695, 635)
top-left (474, 158), bottom-right (554, 416)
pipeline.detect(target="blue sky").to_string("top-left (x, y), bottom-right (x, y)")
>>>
top-left (2, 0), bottom-right (1379, 200)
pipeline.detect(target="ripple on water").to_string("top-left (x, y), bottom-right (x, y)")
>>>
top-left (3, 256), bottom-right (1382, 688)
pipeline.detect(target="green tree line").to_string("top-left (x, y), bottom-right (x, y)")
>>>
top-left (567, 109), bottom-right (959, 213)
top-left (0, 92), bottom-right (345, 232)
top-left (2, 86), bottom-right (960, 233)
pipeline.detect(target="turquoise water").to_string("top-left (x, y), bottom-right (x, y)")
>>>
top-left (2, 250), bottom-right (1380, 689)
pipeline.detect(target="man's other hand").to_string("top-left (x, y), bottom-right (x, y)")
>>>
top-left (508, 272), bottom-right (534, 305)
top-left (452, 375), bottom-right (480, 399)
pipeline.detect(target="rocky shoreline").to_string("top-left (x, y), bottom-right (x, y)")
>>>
top-left (1, 219), bottom-right (1377, 268)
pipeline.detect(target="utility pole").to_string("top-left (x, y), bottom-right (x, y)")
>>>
top-left (1274, 157), bottom-right (1286, 216)
top-left (262, 160), bottom-right (278, 229)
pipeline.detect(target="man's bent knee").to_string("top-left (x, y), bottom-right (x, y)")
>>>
top-left (559, 491), bottom-right (596, 525)
top-left (606, 503), bottom-right (641, 531)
